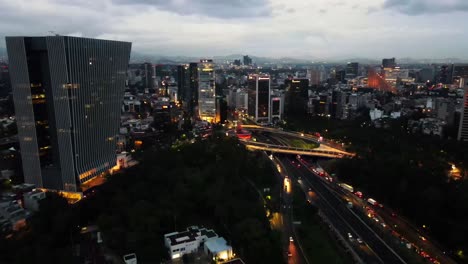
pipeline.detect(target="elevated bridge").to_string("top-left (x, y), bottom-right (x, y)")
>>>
top-left (236, 125), bottom-right (355, 158)
top-left (242, 141), bottom-right (354, 158)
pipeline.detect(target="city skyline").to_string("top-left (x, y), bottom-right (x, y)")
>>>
top-left (1, 0), bottom-right (468, 60)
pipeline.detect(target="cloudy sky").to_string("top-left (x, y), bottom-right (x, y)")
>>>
top-left (1, 0), bottom-right (468, 59)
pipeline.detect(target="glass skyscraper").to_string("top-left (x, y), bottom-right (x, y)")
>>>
top-left (6, 36), bottom-right (131, 192)
top-left (198, 59), bottom-right (216, 123)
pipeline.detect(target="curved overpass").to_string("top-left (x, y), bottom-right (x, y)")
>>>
top-left (238, 125), bottom-right (354, 158)
top-left (241, 125), bottom-right (347, 151)
top-left (241, 141), bottom-right (354, 158)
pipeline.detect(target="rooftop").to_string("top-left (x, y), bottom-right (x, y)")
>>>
top-left (205, 237), bottom-right (230, 254)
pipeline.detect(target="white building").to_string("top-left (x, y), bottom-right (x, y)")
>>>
top-left (204, 237), bottom-right (233, 262)
top-left (369, 109), bottom-right (383, 121)
top-left (164, 226), bottom-right (234, 262)
top-left (164, 226), bottom-right (219, 260)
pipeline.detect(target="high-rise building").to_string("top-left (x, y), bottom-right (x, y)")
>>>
top-left (335, 69), bottom-right (346, 83)
top-left (419, 67), bottom-right (435, 83)
top-left (142, 62), bottom-right (155, 89)
top-left (458, 84), bottom-right (468, 141)
top-left (331, 90), bottom-right (347, 119)
top-left (452, 64), bottom-right (468, 86)
top-left (247, 74), bottom-right (271, 123)
top-left (198, 59), bottom-right (216, 122)
top-left (187, 63), bottom-right (198, 114)
top-left (437, 65), bottom-right (453, 84)
top-left (382, 58), bottom-right (396, 69)
top-left (307, 69), bottom-right (322, 85)
top-left (243, 55), bottom-right (252, 66)
top-left (0, 63), bottom-right (10, 96)
top-left (271, 91), bottom-right (284, 123)
top-left (285, 78), bottom-right (309, 115)
top-left (345, 62), bottom-right (359, 79)
top-left (6, 36), bottom-right (131, 192)
top-left (177, 64), bottom-right (190, 104)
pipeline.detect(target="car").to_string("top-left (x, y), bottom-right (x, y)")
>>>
top-left (347, 233), bottom-right (353, 241)
top-left (289, 236), bottom-right (294, 242)
top-left (287, 251), bottom-right (292, 257)
top-left (356, 238), bottom-right (363, 244)
top-left (354, 191), bottom-right (363, 198)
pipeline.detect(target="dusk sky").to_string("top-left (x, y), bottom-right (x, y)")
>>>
top-left (1, 0), bottom-right (468, 59)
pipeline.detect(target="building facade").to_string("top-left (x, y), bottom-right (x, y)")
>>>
top-left (458, 85), bottom-right (468, 141)
top-left (6, 36), bottom-right (131, 192)
top-left (247, 74), bottom-right (271, 123)
top-left (198, 60), bottom-right (216, 122)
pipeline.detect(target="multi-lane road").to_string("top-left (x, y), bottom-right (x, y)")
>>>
top-left (243, 122), bottom-right (457, 264)
top-left (278, 155), bottom-right (407, 264)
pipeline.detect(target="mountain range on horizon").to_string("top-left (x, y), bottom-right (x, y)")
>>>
top-left (1, 47), bottom-right (467, 65)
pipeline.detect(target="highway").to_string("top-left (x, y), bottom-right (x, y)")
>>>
top-left (270, 151), bottom-right (307, 264)
top-left (238, 119), bottom-right (454, 264)
top-left (279, 155), bottom-right (407, 264)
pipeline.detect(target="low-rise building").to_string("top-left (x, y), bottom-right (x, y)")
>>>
top-left (164, 226), bottom-right (233, 261)
top-left (0, 201), bottom-right (28, 231)
top-left (204, 237), bottom-right (233, 262)
top-left (23, 189), bottom-right (46, 212)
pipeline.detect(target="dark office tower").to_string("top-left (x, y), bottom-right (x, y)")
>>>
top-left (6, 36), bottom-right (131, 192)
top-left (243, 55), bottom-right (252, 66)
top-left (285, 78), bottom-right (309, 115)
top-left (382, 58), bottom-right (396, 69)
top-left (438, 65), bottom-right (453, 84)
top-left (335, 70), bottom-right (346, 83)
top-left (233, 59), bottom-right (241, 66)
top-left (247, 74), bottom-right (270, 123)
top-left (0, 63), bottom-right (10, 96)
top-left (331, 90), bottom-right (346, 119)
top-left (177, 64), bottom-right (189, 104)
top-left (142, 62), bottom-right (154, 89)
top-left (345, 62), bottom-right (359, 78)
top-left (458, 84), bottom-right (468, 141)
top-left (188, 63), bottom-right (198, 116)
top-left (452, 64), bottom-right (468, 86)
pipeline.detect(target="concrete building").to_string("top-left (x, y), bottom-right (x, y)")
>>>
top-left (164, 226), bottom-right (226, 260)
top-left (122, 93), bottom-right (141, 113)
top-left (346, 62), bottom-right (359, 79)
top-left (23, 189), bottom-right (46, 212)
top-left (6, 36), bottom-right (131, 192)
top-left (434, 98), bottom-right (455, 125)
top-left (271, 90), bottom-right (285, 123)
top-left (0, 201), bottom-right (28, 231)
